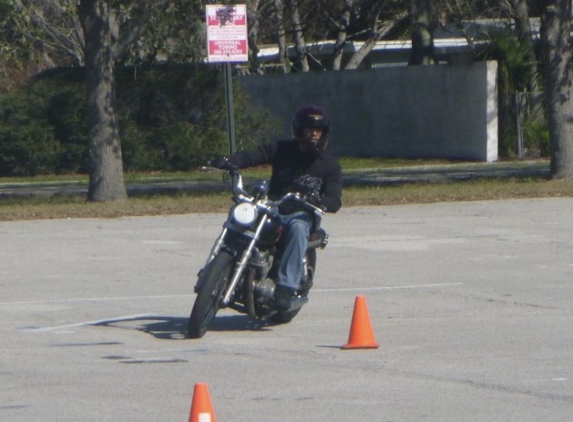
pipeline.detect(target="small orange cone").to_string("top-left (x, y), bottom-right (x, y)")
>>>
top-left (189, 383), bottom-right (217, 422)
top-left (341, 295), bottom-right (380, 350)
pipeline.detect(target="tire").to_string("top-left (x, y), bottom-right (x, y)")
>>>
top-left (270, 249), bottom-right (316, 324)
top-left (187, 251), bottom-right (235, 338)
top-left (270, 307), bottom-right (301, 324)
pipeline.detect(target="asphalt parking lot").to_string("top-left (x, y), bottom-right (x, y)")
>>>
top-left (1, 197), bottom-right (572, 421)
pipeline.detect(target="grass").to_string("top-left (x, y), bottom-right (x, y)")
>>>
top-left (343, 178), bottom-right (573, 205)
top-left (0, 158), bottom-right (571, 221)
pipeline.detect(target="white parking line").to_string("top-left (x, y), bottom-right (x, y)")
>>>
top-left (3, 282), bottom-right (462, 307)
top-left (16, 283), bottom-right (462, 333)
top-left (314, 282), bottom-right (463, 292)
top-left (0, 295), bottom-right (188, 306)
top-left (20, 313), bottom-right (159, 332)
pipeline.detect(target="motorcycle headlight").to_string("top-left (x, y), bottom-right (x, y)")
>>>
top-left (232, 202), bottom-right (257, 226)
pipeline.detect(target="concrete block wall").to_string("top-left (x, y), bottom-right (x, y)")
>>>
top-left (238, 61), bottom-right (498, 162)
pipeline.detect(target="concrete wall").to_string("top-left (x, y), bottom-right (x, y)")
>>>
top-left (238, 61), bottom-right (498, 162)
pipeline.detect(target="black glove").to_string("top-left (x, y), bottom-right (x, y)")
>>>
top-left (306, 192), bottom-right (322, 207)
top-left (210, 156), bottom-right (230, 170)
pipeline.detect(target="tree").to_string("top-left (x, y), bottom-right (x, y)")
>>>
top-left (78, 0), bottom-right (126, 201)
top-left (0, 0), bottom-right (80, 93)
top-left (509, 0), bottom-right (535, 53)
top-left (540, 0), bottom-right (573, 179)
top-left (11, 0), bottom-right (205, 200)
top-left (332, 1), bottom-right (353, 70)
top-left (408, 0), bottom-right (436, 65)
top-left (272, 0), bottom-right (289, 73)
top-left (344, 14), bottom-right (406, 69)
top-left (8, 0), bottom-right (85, 66)
top-left (336, 0), bottom-right (408, 70)
top-left (246, 0), bottom-right (262, 72)
top-left (244, 0), bottom-right (409, 72)
top-left (287, 0), bottom-right (310, 71)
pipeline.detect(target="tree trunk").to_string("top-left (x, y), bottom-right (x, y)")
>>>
top-left (78, 0), bottom-right (127, 201)
top-left (408, 0), bottom-right (436, 65)
top-left (540, 0), bottom-right (573, 179)
top-left (345, 11), bottom-right (407, 70)
top-left (273, 0), bottom-right (289, 73)
top-left (287, 0), bottom-right (309, 72)
top-left (345, 38), bottom-right (379, 70)
top-left (247, 0), bottom-right (261, 73)
top-left (510, 0), bottom-right (535, 52)
top-left (509, 0), bottom-right (538, 91)
top-left (333, 2), bottom-right (353, 71)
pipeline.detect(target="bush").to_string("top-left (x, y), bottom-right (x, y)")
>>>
top-left (116, 63), bottom-right (279, 171)
top-left (0, 81), bottom-right (63, 175)
top-left (0, 64), bottom-right (281, 176)
top-left (523, 121), bottom-right (550, 157)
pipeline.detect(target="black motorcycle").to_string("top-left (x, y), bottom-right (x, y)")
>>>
top-left (187, 164), bottom-right (328, 339)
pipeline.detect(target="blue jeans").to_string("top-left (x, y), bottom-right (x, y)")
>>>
top-left (277, 211), bottom-right (313, 290)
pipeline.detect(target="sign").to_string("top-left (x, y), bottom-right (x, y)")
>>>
top-left (206, 4), bottom-right (248, 63)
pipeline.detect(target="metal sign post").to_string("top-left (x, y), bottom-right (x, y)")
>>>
top-left (223, 63), bottom-right (236, 154)
top-left (206, 4), bottom-right (248, 155)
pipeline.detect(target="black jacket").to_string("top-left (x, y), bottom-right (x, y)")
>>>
top-left (228, 140), bottom-right (342, 213)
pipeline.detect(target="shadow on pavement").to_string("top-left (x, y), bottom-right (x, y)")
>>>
top-left (93, 313), bottom-right (272, 340)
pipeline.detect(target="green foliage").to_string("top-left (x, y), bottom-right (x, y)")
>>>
top-left (116, 63), bottom-right (279, 171)
top-left (0, 0), bottom-right (30, 63)
top-left (523, 121), bottom-right (550, 157)
top-left (0, 64), bottom-right (281, 176)
top-left (481, 27), bottom-right (537, 94)
top-left (0, 70), bottom-right (86, 176)
top-left (498, 130), bottom-right (516, 157)
top-left (112, 0), bottom-right (206, 66)
top-left (478, 26), bottom-right (543, 157)
top-left (499, 117), bottom-right (550, 158)
top-left (0, 0), bottom-right (38, 93)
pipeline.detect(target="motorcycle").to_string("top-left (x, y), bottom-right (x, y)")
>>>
top-left (187, 163), bottom-right (329, 339)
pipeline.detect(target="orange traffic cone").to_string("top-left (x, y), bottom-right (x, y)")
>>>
top-left (341, 295), bottom-right (380, 350)
top-left (189, 383), bottom-right (217, 422)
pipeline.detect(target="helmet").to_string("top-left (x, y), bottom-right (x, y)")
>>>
top-left (292, 105), bottom-right (330, 154)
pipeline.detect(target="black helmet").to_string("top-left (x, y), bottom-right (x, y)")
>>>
top-left (292, 105), bottom-right (330, 154)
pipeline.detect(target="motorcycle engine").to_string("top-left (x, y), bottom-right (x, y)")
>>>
top-left (254, 277), bottom-right (276, 300)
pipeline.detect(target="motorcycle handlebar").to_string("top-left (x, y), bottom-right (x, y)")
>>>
top-left (210, 167), bottom-right (325, 216)
top-left (272, 192), bottom-right (325, 215)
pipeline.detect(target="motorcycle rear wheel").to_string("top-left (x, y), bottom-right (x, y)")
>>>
top-left (188, 251), bottom-right (234, 338)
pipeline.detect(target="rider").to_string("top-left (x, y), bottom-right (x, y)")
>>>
top-left (213, 105), bottom-right (342, 310)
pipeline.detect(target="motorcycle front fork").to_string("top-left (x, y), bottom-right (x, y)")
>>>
top-left (200, 227), bottom-right (228, 274)
top-left (221, 215), bottom-right (269, 306)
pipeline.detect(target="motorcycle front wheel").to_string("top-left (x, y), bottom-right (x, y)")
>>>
top-left (187, 250), bottom-right (235, 338)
